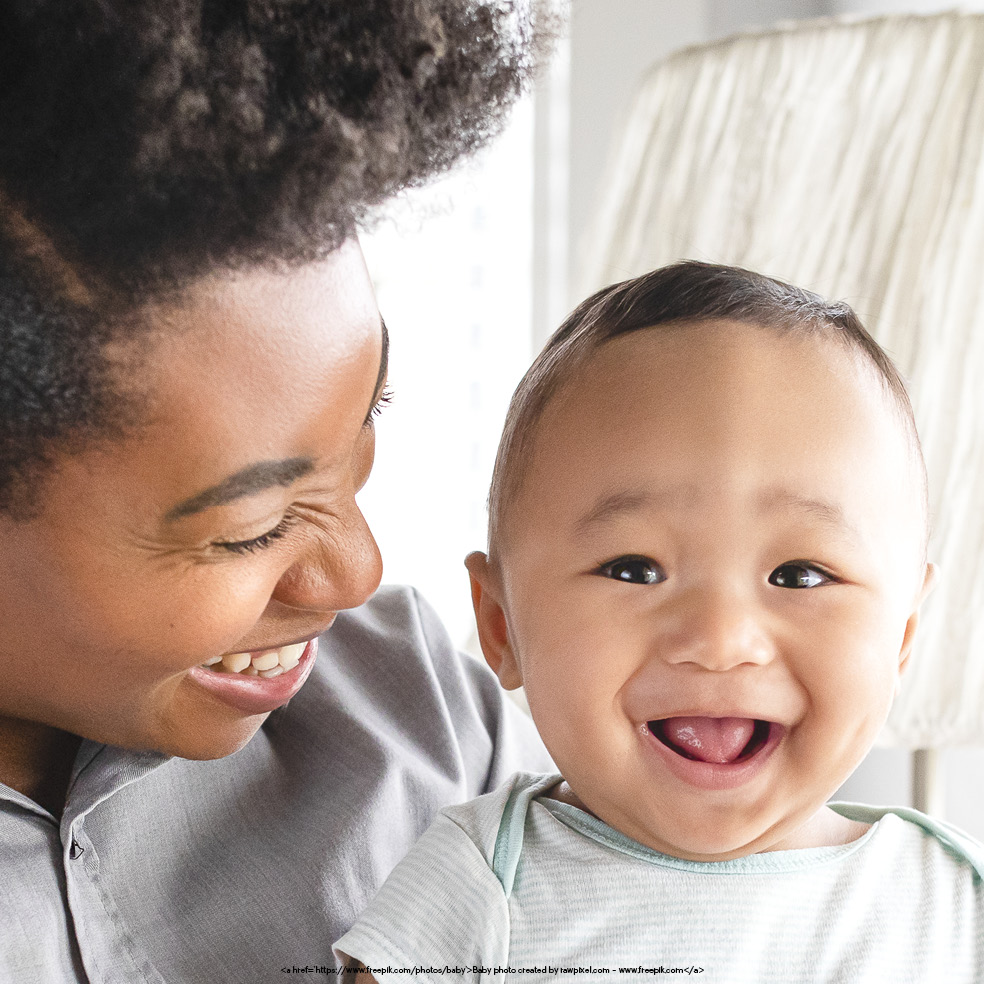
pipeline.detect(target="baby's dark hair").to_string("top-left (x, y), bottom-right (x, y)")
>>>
top-left (487, 261), bottom-right (927, 556)
top-left (0, 0), bottom-right (551, 516)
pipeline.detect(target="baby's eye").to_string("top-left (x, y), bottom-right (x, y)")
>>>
top-left (769, 563), bottom-right (831, 589)
top-left (597, 556), bottom-right (665, 585)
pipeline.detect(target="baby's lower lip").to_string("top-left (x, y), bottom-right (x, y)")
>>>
top-left (643, 718), bottom-right (785, 791)
top-left (186, 639), bottom-right (319, 715)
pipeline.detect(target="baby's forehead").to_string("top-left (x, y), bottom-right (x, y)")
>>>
top-left (500, 319), bottom-right (927, 553)
top-left (552, 317), bottom-right (898, 420)
top-left (487, 268), bottom-right (928, 566)
top-left (544, 320), bottom-right (921, 488)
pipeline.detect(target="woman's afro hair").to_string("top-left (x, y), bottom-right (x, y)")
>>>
top-left (0, 0), bottom-right (551, 514)
top-left (0, 0), bottom-right (548, 289)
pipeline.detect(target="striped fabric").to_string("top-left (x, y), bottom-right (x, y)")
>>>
top-left (334, 772), bottom-right (984, 983)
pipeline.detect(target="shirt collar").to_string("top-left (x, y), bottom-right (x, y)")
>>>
top-left (63, 740), bottom-right (171, 822)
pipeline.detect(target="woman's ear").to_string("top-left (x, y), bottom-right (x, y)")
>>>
top-left (464, 551), bottom-right (523, 690)
top-left (896, 562), bottom-right (939, 690)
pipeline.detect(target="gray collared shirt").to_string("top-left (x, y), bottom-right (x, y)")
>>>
top-left (0, 585), bottom-right (551, 982)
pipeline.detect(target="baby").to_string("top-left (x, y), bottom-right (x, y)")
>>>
top-left (335, 262), bottom-right (983, 981)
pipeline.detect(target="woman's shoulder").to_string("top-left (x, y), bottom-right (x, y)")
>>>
top-left (304, 583), bottom-right (498, 717)
top-left (324, 584), bottom-right (457, 664)
top-left (269, 583), bottom-right (551, 786)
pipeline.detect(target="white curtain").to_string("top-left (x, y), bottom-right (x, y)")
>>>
top-left (583, 12), bottom-right (984, 748)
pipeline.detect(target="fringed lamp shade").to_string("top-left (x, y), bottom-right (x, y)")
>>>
top-left (584, 12), bottom-right (984, 748)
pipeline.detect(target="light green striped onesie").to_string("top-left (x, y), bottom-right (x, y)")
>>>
top-left (335, 771), bottom-right (984, 983)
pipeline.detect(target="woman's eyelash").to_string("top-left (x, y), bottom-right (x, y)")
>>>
top-left (215, 514), bottom-right (298, 555)
top-left (367, 386), bottom-right (394, 423)
top-left (216, 388), bottom-right (394, 555)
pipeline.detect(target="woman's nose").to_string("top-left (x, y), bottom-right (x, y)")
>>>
top-left (271, 504), bottom-right (383, 613)
top-left (658, 584), bottom-right (775, 672)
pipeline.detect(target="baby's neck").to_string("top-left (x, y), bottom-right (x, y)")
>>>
top-left (775, 806), bottom-right (871, 851)
top-left (547, 779), bottom-right (870, 858)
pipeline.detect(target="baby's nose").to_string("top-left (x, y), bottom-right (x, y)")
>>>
top-left (658, 585), bottom-right (775, 671)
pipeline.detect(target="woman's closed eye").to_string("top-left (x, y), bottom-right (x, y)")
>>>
top-left (596, 555), bottom-right (665, 585)
top-left (768, 562), bottom-right (834, 589)
top-left (214, 514), bottom-right (299, 555)
top-left (363, 386), bottom-right (393, 427)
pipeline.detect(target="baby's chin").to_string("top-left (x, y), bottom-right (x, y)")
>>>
top-left (622, 815), bottom-right (797, 862)
top-left (630, 815), bottom-right (789, 862)
top-left (558, 772), bottom-right (853, 862)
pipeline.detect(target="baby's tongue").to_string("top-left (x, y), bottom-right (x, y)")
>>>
top-left (661, 717), bottom-right (756, 764)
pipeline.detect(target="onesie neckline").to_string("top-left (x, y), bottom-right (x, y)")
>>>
top-left (538, 792), bottom-right (884, 875)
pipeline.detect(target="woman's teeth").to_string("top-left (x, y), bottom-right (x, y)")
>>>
top-left (200, 642), bottom-right (306, 677)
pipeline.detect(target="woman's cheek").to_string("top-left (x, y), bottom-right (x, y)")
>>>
top-left (157, 567), bottom-right (279, 657)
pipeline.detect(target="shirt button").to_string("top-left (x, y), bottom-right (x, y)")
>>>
top-left (69, 839), bottom-right (85, 860)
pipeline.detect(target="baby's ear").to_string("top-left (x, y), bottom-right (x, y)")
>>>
top-left (896, 562), bottom-right (939, 687)
top-left (464, 551), bottom-right (523, 690)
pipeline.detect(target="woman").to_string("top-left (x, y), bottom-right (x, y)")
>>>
top-left (0, 2), bottom-right (551, 979)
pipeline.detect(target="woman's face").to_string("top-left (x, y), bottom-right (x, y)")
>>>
top-left (0, 241), bottom-right (387, 759)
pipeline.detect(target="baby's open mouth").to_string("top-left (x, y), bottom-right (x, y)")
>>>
top-left (200, 642), bottom-right (306, 678)
top-left (648, 717), bottom-right (773, 764)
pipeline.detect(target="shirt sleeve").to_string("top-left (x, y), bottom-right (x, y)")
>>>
top-left (408, 586), bottom-right (554, 794)
top-left (333, 813), bottom-right (510, 983)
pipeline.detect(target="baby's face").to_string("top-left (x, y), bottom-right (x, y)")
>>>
top-left (472, 321), bottom-right (934, 861)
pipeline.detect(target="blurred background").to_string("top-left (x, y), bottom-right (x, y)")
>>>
top-left (357, 0), bottom-right (984, 837)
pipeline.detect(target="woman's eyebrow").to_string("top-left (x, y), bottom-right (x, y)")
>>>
top-left (168, 319), bottom-right (386, 522)
top-left (165, 457), bottom-right (316, 521)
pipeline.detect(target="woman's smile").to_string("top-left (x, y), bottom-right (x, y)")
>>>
top-left (187, 638), bottom-right (320, 715)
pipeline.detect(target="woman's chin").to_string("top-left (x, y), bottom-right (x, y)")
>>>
top-left (159, 714), bottom-right (271, 761)
top-left (89, 709), bottom-right (272, 762)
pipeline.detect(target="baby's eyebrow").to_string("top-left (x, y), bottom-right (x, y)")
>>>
top-left (575, 483), bottom-right (861, 541)
top-left (575, 485), bottom-right (696, 533)
top-left (757, 488), bottom-right (861, 540)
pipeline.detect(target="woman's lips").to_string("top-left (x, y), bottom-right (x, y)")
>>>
top-left (643, 717), bottom-right (785, 791)
top-left (186, 638), bottom-right (319, 715)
